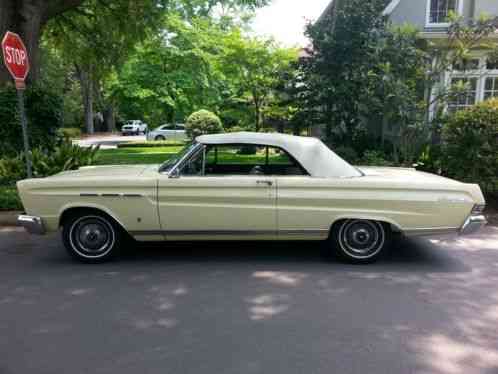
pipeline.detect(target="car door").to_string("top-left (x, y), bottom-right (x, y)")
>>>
top-left (174, 124), bottom-right (187, 141)
top-left (161, 124), bottom-right (176, 139)
top-left (157, 144), bottom-right (277, 240)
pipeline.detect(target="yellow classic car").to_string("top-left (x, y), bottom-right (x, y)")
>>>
top-left (17, 132), bottom-right (487, 264)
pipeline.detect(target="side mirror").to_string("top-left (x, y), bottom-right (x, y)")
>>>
top-left (169, 168), bottom-right (181, 179)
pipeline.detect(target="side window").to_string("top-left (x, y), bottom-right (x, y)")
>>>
top-left (180, 148), bottom-right (205, 176)
top-left (204, 144), bottom-right (305, 176)
top-left (162, 125), bottom-right (175, 131)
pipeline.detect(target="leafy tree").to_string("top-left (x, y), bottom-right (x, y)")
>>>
top-left (221, 32), bottom-right (298, 131)
top-left (110, 15), bottom-right (228, 127)
top-left (303, 0), bottom-right (389, 145)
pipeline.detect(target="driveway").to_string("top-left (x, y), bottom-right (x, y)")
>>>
top-left (75, 134), bottom-right (146, 149)
top-left (1, 227), bottom-right (498, 374)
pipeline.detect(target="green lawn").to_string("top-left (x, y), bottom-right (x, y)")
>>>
top-left (95, 146), bottom-right (183, 165)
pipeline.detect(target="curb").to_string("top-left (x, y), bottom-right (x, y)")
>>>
top-left (0, 211), bottom-right (22, 227)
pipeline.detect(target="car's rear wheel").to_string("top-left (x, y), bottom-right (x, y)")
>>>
top-left (62, 213), bottom-right (122, 263)
top-left (155, 135), bottom-right (166, 141)
top-left (328, 219), bottom-right (390, 264)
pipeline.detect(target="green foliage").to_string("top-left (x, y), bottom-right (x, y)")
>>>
top-left (442, 99), bottom-right (498, 190)
top-left (117, 141), bottom-right (186, 148)
top-left (110, 15), bottom-right (298, 130)
top-left (57, 127), bottom-right (82, 140)
top-left (415, 144), bottom-right (443, 174)
top-left (303, 0), bottom-right (390, 145)
top-left (226, 125), bottom-right (249, 133)
top-left (185, 110), bottom-right (224, 138)
top-left (0, 140), bottom-right (99, 184)
top-left (221, 32), bottom-right (298, 131)
top-left (0, 85), bottom-right (63, 157)
top-left (0, 185), bottom-right (23, 211)
top-left (334, 146), bottom-right (360, 164)
top-left (360, 150), bottom-right (393, 167)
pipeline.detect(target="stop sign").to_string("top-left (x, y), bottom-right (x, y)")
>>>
top-left (2, 31), bottom-right (30, 87)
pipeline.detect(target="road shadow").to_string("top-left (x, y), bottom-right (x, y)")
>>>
top-left (113, 235), bottom-right (471, 274)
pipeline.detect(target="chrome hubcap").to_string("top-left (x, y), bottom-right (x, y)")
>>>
top-left (69, 216), bottom-right (115, 258)
top-left (339, 220), bottom-right (385, 259)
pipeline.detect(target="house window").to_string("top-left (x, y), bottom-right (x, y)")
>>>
top-left (427, 0), bottom-right (459, 25)
top-left (486, 58), bottom-right (498, 70)
top-left (453, 58), bottom-right (480, 71)
top-left (448, 77), bottom-right (477, 113)
top-left (484, 77), bottom-right (498, 100)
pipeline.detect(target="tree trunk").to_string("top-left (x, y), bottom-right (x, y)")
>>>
top-left (103, 105), bottom-right (116, 132)
top-left (76, 64), bottom-right (94, 134)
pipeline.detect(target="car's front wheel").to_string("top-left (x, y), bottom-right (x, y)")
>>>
top-left (328, 219), bottom-right (390, 264)
top-left (155, 135), bottom-right (166, 141)
top-left (62, 213), bottom-right (122, 263)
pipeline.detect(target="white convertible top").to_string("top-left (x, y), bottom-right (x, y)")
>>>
top-left (196, 132), bottom-right (362, 178)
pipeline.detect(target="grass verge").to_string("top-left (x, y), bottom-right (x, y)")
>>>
top-left (95, 146), bottom-right (182, 165)
top-left (0, 185), bottom-right (23, 211)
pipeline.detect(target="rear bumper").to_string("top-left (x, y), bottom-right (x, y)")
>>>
top-left (460, 215), bottom-right (487, 236)
top-left (17, 215), bottom-right (45, 235)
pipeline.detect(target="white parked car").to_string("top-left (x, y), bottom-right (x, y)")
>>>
top-left (147, 123), bottom-right (188, 141)
top-left (121, 120), bottom-right (148, 136)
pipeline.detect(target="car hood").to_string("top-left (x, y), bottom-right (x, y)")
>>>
top-left (48, 164), bottom-right (156, 179)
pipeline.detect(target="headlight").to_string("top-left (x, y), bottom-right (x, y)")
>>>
top-left (471, 204), bottom-right (486, 215)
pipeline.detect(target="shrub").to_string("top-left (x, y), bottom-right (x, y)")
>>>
top-left (414, 144), bottom-right (443, 174)
top-left (185, 110), bottom-right (224, 139)
top-left (442, 99), bottom-right (498, 190)
top-left (0, 85), bottom-right (63, 157)
top-left (0, 139), bottom-right (99, 184)
top-left (334, 146), bottom-right (360, 164)
top-left (226, 126), bottom-right (249, 133)
top-left (360, 150), bottom-right (393, 166)
top-left (0, 185), bottom-right (22, 211)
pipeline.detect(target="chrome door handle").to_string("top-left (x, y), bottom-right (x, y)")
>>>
top-left (256, 180), bottom-right (273, 186)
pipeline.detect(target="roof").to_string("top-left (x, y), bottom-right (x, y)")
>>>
top-left (196, 132), bottom-right (362, 178)
top-left (318, 0), bottom-right (397, 22)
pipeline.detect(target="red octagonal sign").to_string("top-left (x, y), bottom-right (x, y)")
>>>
top-left (2, 31), bottom-right (30, 88)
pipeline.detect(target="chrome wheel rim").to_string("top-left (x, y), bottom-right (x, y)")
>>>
top-left (338, 220), bottom-right (385, 259)
top-left (69, 216), bottom-right (115, 259)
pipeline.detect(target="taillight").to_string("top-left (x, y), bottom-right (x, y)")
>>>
top-left (471, 204), bottom-right (486, 215)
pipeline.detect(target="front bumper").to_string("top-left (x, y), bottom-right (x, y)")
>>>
top-left (17, 215), bottom-right (46, 235)
top-left (460, 215), bottom-right (487, 236)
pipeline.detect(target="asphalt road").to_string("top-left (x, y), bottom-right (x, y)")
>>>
top-left (1, 227), bottom-right (498, 374)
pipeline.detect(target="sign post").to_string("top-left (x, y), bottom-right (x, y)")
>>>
top-left (2, 31), bottom-right (32, 178)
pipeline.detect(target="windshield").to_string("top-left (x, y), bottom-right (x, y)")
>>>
top-left (159, 142), bottom-right (198, 173)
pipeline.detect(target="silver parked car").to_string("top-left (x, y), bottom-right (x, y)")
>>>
top-left (146, 123), bottom-right (188, 141)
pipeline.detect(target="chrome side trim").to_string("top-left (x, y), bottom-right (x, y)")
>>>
top-left (17, 215), bottom-right (46, 235)
top-left (460, 215), bottom-right (487, 236)
top-left (79, 193), bottom-right (144, 198)
top-left (129, 229), bottom-right (328, 238)
top-left (279, 229), bottom-right (328, 236)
